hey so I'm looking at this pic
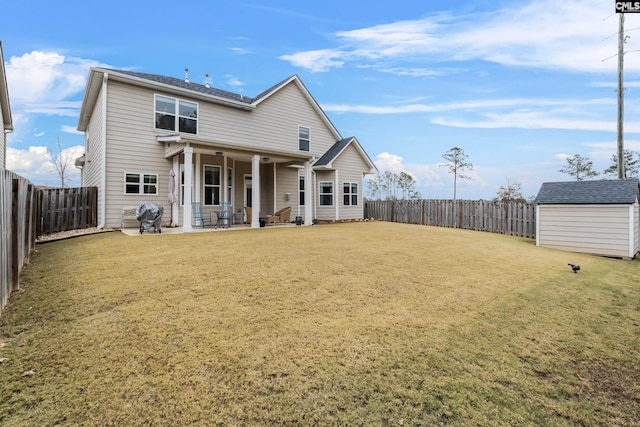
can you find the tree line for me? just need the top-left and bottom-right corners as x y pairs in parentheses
(367, 147), (640, 202)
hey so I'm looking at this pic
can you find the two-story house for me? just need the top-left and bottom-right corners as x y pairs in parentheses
(0, 41), (14, 168)
(76, 68), (377, 230)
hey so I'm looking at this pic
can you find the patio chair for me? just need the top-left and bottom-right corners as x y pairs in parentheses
(215, 202), (232, 229)
(266, 206), (292, 225)
(244, 206), (252, 224)
(192, 202), (214, 228)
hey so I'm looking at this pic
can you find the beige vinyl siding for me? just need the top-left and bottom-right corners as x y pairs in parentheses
(332, 144), (368, 220)
(0, 114), (5, 168)
(634, 203), (640, 256)
(83, 87), (105, 189)
(103, 81), (171, 228)
(272, 165), (299, 220)
(315, 170), (335, 221)
(82, 87), (106, 224)
(198, 83), (337, 156)
(538, 204), (632, 258)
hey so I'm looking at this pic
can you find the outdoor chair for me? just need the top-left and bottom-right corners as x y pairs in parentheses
(266, 206), (292, 225)
(192, 202), (214, 228)
(215, 201), (232, 229)
(244, 206), (252, 224)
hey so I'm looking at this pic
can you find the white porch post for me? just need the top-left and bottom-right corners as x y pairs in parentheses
(172, 157), (179, 226)
(251, 154), (261, 228)
(304, 160), (313, 225)
(183, 146), (194, 232)
(335, 170), (339, 221)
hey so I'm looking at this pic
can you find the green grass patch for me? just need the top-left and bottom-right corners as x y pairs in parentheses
(1, 222), (639, 426)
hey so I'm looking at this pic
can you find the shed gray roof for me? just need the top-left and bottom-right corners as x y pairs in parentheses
(534, 179), (640, 204)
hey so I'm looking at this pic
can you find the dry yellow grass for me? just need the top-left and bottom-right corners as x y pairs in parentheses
(0, 221), (639, 426)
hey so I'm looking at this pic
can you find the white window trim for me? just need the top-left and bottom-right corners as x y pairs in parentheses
(124, 172), (159, 195)
(154, 94), (199, 135)
(299, 125), (310, 152)
(299, 174), (305, 206)
(343, 182), (358, 206)
(203, 164), (222, 206)
(319, 181), (333, 206)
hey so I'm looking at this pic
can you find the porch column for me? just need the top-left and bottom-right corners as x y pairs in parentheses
(183, 146), (194, 232)
(304, 160), (313, 225)
(335, 170), (339, 221)
(251, 154), (261, 228)
(172, 157), (179, 227)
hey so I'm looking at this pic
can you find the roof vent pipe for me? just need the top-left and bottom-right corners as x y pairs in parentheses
(205, 74), (210, 88)
(184, 68), (189, 83)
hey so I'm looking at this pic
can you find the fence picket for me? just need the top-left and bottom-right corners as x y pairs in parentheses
(365, 199), (536, 239)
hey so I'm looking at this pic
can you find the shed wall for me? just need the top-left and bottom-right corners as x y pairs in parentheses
(537, 204), (636, 258)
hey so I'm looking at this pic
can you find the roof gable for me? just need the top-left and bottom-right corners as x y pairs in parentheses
(78, 69), (342, 141)
(314, 137), (377, 173)
(252, 75), (342, 141)
(534, 179), (640, 205)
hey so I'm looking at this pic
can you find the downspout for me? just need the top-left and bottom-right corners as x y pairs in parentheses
(98, 72), (108, 229)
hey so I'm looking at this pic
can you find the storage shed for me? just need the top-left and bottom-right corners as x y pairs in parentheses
(534, 179), (640, 259)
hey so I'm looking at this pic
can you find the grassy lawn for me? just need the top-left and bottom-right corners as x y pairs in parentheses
(0, 221), (639, 426)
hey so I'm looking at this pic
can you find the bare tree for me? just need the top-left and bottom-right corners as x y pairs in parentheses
(558, 154), (598, 181)
(382, 170), (399, 200)
(48, 136), (76, 188)
(440, 147), (473, 200)
(367, 170), (421, 200)
(397, 171), (421, 199)
(494, 178), (525, 203)
(366, 174), (384, 200)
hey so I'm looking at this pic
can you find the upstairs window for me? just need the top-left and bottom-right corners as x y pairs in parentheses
(299, 126), (310, 151)
(319, 182), (333, 206)
(155, 95), (198, 134)
(124, 172), (158, 195)
(343, 182), (358, 206)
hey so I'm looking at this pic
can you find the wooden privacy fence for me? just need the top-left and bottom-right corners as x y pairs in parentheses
(39, 186), (98, 235)
(1, 173), (98, 315)
(364, 199), (536, 238)
(1, 169), (39, 315)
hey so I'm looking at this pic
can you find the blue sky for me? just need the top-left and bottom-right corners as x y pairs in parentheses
(3, 0), (640, 199)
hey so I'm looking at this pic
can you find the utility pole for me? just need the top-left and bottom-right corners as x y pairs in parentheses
(617, 12), (625, 179)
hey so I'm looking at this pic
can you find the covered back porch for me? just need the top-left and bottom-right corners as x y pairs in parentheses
(159, 134), (315, 231)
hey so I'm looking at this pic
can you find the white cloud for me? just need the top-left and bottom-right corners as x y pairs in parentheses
(280, 0), (638, 75)
(279, 49), (346, 72)
(5, 51), (103, 106)
(61, 125), (83, 135)
(371, 152), (446, 197)
(230, 47), (251, 55)
(4, 50), (106, 185)
(226, 76), (246, 88)
(6, 145), (84, 187)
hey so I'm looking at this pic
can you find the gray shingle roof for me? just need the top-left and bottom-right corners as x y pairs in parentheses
(534, 179), (640, 204)
(104, 69), (254, 104)
(314, 138), (352, 167)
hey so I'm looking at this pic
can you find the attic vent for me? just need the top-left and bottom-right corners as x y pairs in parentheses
(205, 74), (210, 88)
(184, 68), (189, 83)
